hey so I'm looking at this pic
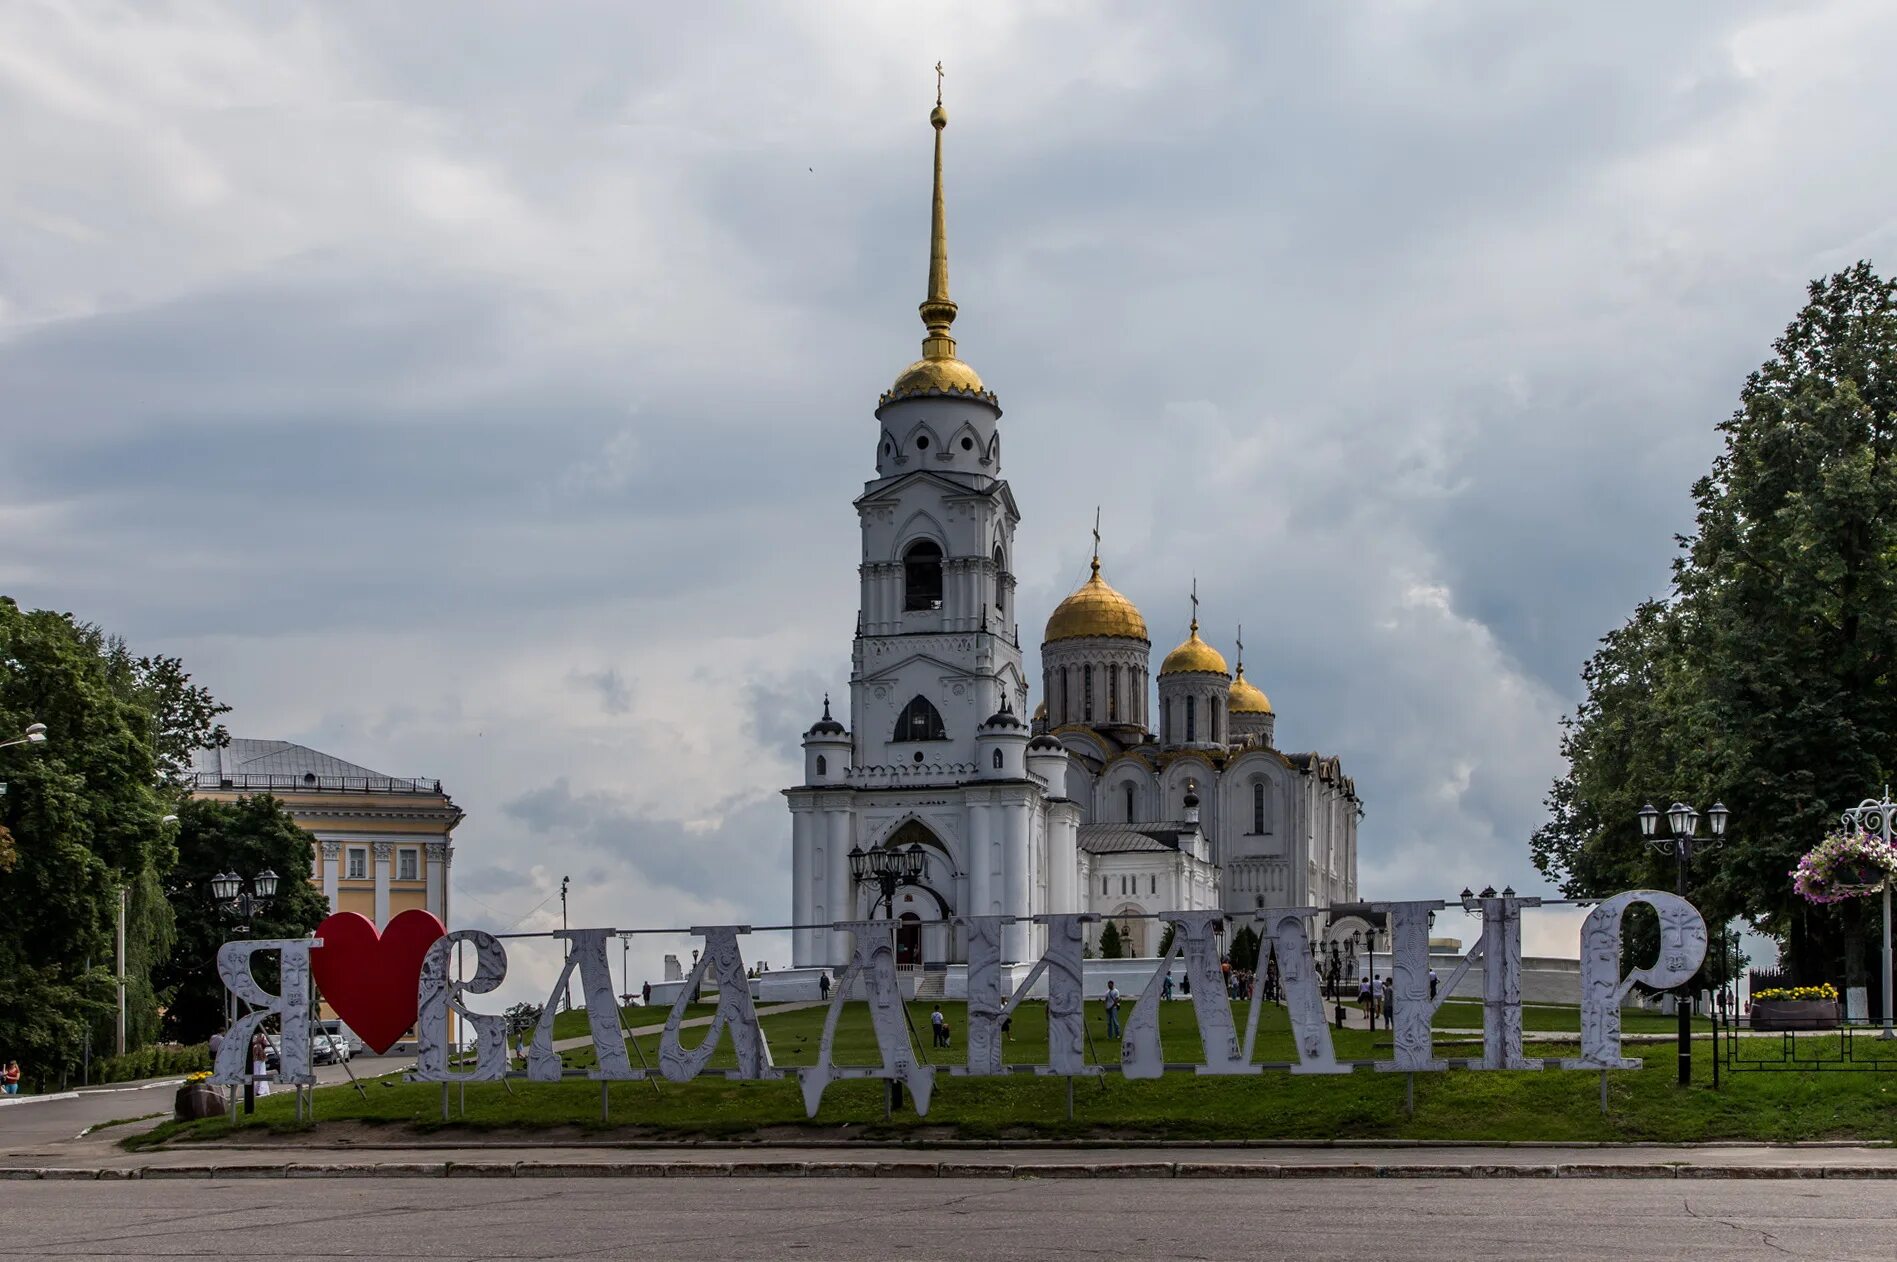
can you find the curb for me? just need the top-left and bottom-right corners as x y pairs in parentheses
(7, 1160), (1896, 1181)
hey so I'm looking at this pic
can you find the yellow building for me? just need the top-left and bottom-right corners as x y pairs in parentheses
(188, 739), (461, 930)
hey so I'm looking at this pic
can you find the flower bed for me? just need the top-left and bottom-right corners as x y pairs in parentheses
(1750, 985), (1841, 1030)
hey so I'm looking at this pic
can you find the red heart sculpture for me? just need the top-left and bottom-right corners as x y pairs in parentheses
(310, 909), (446, 1054)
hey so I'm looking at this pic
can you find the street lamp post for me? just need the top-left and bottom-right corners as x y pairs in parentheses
(1638, 800), (1727, 1086)
(848, 843), (928, 918)
(1839, 794), (1897, 1040)
(0, 722), (47, 750)
(212, 868), (280, 1113)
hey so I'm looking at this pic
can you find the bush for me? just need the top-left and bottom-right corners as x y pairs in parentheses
(91, 1042), (210, 1085)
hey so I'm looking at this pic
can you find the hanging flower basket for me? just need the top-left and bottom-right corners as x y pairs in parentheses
(1792, 829), (1897, 905)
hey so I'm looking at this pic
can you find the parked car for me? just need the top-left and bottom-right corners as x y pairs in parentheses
(262, 1033), (350, 1070)
(317, 1019), (366, 1057)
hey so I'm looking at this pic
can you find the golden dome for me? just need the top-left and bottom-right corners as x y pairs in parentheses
(1045, 560), (1149, 643)
(889, 355), (985, 398)
(1229, 666), (1272, 715)
(1160, 621), (1229, 677)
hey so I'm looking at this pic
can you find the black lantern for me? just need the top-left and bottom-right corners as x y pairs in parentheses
(211, 870), (241, 903)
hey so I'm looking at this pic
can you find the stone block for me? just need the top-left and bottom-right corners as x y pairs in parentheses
(935, 1162), (1014, 1178)
(444, 1162), (518, 1178)
(1556, 1163), (1677, 1179)
(1175, 1162), (1282, 1178)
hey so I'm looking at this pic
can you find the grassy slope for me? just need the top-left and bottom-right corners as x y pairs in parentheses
(141, 999), (1897, 1146)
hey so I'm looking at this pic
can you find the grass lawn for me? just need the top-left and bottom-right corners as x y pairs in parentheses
(1430, 1000), (1710, 1034)
(137, 999), (1897, 1147)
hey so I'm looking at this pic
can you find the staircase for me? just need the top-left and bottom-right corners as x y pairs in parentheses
(913, 971), (948, 999)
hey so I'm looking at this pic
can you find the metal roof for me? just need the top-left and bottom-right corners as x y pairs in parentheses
(187, 739), (440, 795)
(1077, 823), (1189, 854)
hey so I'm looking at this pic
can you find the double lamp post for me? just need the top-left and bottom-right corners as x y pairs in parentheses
(1637, 799), (1727, 1086)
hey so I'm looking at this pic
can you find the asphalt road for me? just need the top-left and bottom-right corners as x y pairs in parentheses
(3, 1177), (1890, 1260)
(0, 1055), (403, 1156)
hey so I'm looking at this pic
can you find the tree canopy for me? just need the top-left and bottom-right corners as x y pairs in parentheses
(1534, 263), (1897, 995)
(0, 598), (226, 1082)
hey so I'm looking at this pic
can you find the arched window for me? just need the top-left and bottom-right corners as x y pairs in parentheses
(1186, 695), (1197, 743)
(1103, 876), (1110, 896)
(1083, 664), (1094, 722)
(992, 748), (1004, 770)
(993, 545), (1007, 615)
(894, 695), (947, 742)
(902, 540), (944, 611)
(1124, 782), (1136, 822)
(816, 755), (827, 776)
(1253, 782), (1266, 833)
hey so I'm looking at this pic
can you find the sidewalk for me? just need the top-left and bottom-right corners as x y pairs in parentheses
(10, 1140), (1897, 1181)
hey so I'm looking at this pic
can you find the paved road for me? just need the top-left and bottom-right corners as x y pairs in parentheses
(0, 1055), (405, 1157)
(5, 1176), (1890, 1259)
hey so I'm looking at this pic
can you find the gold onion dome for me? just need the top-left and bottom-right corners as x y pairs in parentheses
(1161, 620), (1229, 677)
(883, 87), (990, 404)
(1229, 666), (1272, 715)
(1045, 558), (1149, 643)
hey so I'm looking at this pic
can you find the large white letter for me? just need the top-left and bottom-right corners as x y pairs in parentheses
(953, 913), (1099, 1078)
(411, 930), (510, 1083)
(1464, 891), (1542, 1071)
(1372, 900), (1454, 1073)
(660, 926), (779, 1081)
(212, 939), (321, 1086)
(797, 921), (934, 1117)
(1563, 890), (1707, 1071)
(1253, 908), (1347, 1075)
(1123, 911), (1245, 1078)
(528, 929), (636, 1082)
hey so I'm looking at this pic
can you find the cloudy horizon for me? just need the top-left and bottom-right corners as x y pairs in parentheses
(6, 2), (1890, 998)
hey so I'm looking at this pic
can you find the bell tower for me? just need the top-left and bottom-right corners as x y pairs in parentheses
(851, 86), (1027, 776)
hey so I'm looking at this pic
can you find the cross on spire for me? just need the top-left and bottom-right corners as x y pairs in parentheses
(1090, 507), (1102, 577)
(1236, 624), (1244, 673)
(935, 60), (944, 108)
(1190, 577), (1200, 635)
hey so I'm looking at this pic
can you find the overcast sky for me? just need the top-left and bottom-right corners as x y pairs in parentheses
(5, 2), (1892, 1000)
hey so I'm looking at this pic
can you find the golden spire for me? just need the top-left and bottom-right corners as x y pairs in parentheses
(920, 62), (957, 362)
(883, 65), (987, 403)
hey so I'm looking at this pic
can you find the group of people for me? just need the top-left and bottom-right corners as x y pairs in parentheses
(1355, 970), (1441, 1029)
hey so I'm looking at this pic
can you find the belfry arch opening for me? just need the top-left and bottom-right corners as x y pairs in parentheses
(895, 695), (948, 742)
(903, 540), (944, 611)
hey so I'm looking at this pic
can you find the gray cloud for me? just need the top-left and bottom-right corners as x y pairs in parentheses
(4, 3), (1894, 988)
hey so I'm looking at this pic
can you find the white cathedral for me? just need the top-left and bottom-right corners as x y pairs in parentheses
(786, 97), (1359, 973)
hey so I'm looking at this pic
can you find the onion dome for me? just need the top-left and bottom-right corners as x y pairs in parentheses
(1160, 619), (1229, 677)
(881, 95), (993, 405)
(1028, 734), (1066, 753)
(980, 697), (1027, 730)
(1229, 666), (1272, 715)
(1045, 556), (1148, 643)
(806, 695), (847, 737)
(1032, 700), (1048, 724)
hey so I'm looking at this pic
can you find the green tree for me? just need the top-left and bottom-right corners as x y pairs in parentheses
(155, 795), (328, 1044)
(1097, 920), (1125, 960)
(1228, 925), (1261, 974)
(1156, 923), (1176, 959)
(1535, 263), (1897, 994)
(0, 599), (226, 1084)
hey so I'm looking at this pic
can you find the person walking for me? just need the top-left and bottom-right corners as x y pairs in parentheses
(930, 1004), (947, 1048)
(1103, 981), (1123, 1040)
(641, 980), (652, 1006)
(2, 1060), (20, 1095)
(1369, 974), (1384, 1029)
(819, 972), (831, 1002)
(1428, 968), (1439, 1001)
(1382, 976), (1395, 1030)
(1162, 973), (1174, 1003)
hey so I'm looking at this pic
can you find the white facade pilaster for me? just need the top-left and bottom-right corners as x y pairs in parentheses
(372, 842), (392, 927)
(827, 810), (853, 966)
(320, 841), (341, 912)
(424, 843), (444, 922)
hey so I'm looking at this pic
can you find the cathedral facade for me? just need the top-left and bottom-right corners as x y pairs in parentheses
(785, 98), (1359, 970)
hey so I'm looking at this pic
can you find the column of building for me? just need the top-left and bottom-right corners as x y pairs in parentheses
(372, 841), (392, 926)
(320, 840), (341, 913)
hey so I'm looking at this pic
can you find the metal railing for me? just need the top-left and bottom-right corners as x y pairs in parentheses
(185, 772), (443, 795)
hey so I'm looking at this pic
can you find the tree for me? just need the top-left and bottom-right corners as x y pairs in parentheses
(1228, 925), (1261, 974)
(154, 795), (329, 1044)
(1097, 920), (1125, 960)
(1156, 923), (1176, 959)
(0, 599), (226, 1084)
(1535, 263), (1897, 996)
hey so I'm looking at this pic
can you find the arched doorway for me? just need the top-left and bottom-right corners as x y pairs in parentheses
(896, 913), (923, 968)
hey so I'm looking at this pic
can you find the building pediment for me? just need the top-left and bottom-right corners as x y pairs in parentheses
(856, 471), (1020, 523)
